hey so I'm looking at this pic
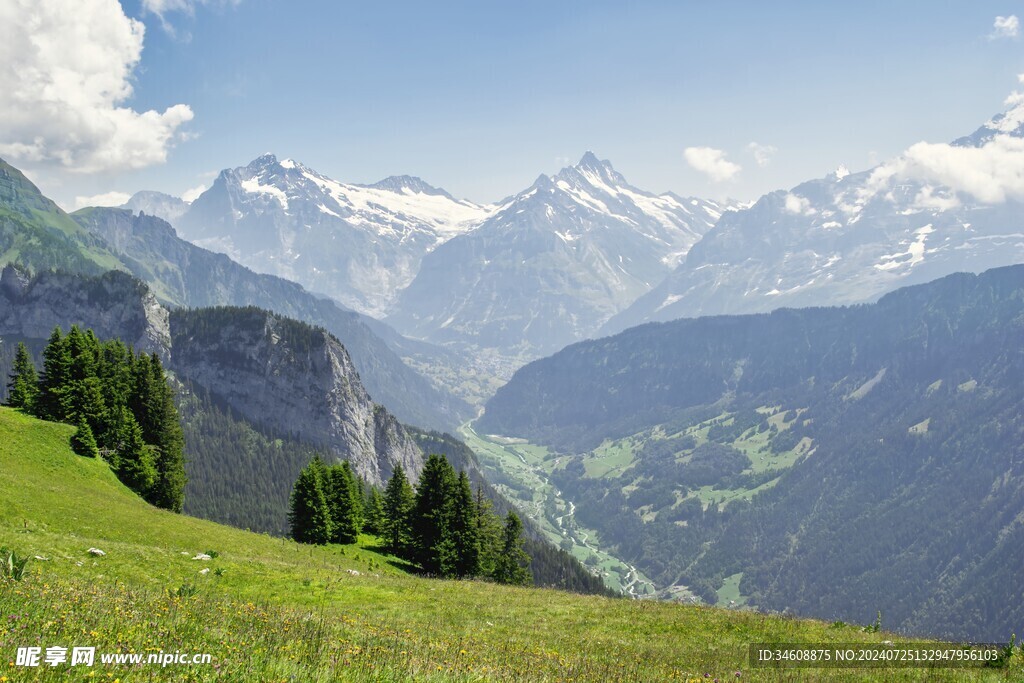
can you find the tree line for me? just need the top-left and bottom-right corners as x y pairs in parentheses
(5, 327), (186, 512)
(289, 453), (531, 585)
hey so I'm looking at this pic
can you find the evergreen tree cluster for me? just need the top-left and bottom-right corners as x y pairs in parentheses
(289, 453), (530, 585)
(4, 327), (186, 512)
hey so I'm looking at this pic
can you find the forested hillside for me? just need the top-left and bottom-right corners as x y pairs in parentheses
(480, 265), (1024, 641)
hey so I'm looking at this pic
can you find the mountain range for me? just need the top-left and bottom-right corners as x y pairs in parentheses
(143, 153), (730, 360)
(605, 106), (1024, 333)
(141, 97), (1024, 363)
(387, 153), (729, 357)
(173, 154), (492, 317)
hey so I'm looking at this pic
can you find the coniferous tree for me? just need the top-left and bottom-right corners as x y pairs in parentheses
(475, 487), (504, 577)
(65, 326), (98, 384)
(145, 354), (187, 513)
(68, 376), (107, 434)
(412, 454), (457, 573)
(36, 327), (71, 421)
(130, 353), (161, 440)
(70, 417), (99, 458)
(326, 461), (362, 544)
(22, 326), (186, 512)
(441, 471), (480, 578)
(288, 457), (332, 544)
(383, 467), (415, 554)
(114, 411), (158, 494)
(5, 342), (38, 411)
(363, 487), (386, 536)
(97, 340), (133, 412)
(493, 512), (531, 585)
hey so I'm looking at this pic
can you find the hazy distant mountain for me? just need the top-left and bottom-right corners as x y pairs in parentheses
(175, 154), (492, 317)
(606, 105), (1024, 334)
(122, 190), (189, 226)
(388, 153), (732, 357)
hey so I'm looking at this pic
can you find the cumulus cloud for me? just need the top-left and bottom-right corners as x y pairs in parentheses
(991, 15), (1019, 39)
(747, 142), (778, 167)
(783, 193), (816, 215)
(912, 186), (961, 211)
(181, 184), (208, 203)
(684, 146), (741, 182)
(73, 190), (132, 210)
(866, 135), (1024, 204)
(0, 0), (193, 174)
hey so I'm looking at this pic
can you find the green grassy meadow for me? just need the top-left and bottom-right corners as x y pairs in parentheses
(1, 407), (1020, 681)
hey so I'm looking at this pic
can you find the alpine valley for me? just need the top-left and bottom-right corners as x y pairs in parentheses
(0, 87), (1023, 664)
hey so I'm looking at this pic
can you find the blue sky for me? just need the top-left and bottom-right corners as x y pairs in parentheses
(5, 1), (1024, 208)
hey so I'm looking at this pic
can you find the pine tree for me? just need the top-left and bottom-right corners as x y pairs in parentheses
(441, 471), (480, 578)
(475, 487), (504, 577)
(129, 353), (161, 441)
(145, 354), (187, 513)
(326, 461), (361, 544)
(288, 457), (332, 545)
(68, 376), (107, 434)
(70, 417), (99, 458)
(493, 512), (531, 585)
(97, 340), (133, 417)
(363, 487), (386, 536)
(65, 325), (98, 383)
(114, 411), (158, 495)
(412, 454), (457, 573)
(36, 327), (71, 421)
(383, 467), (415, 555)
(5, 342), (38, 411)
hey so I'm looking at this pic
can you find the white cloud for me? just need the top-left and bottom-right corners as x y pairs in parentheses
(747, 142), (778, 167)
(867, 134), (1024, 204)
(181, 184), (208, 203)
(684, 146), (741, 182)
(783, 193), (816, 215)
(0, 0), (193, 174)
(912, 186), (961, 211)
(73, 190), (132, 210)
(991, 15), (1019, 39)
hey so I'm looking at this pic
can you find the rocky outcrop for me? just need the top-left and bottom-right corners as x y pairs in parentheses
(0, 265), (170, 356)
(72, 206), (468, 432)
(168, 306), (424, 485)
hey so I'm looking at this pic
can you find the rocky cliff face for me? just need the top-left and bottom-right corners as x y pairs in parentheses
(71, 206), (468, 432)
(0, 265), (170, 356)
(0, 266), (425, 485)
(168, 306), (424, 485)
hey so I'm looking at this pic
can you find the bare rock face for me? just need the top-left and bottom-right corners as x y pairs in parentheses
(168, 307), (423, 486)
(0, 266), (170, 356)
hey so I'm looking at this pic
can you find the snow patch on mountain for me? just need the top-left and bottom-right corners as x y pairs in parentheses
(605, 93), (1024, 335)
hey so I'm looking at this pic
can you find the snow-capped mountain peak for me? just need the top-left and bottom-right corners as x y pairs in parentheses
(175, 155), (493, 316)
(605, 99), (1024, 335)
(387, 153), (735, 357)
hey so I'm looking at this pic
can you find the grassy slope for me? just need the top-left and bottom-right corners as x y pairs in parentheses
(0, 160), (124, 275)
(0, 407), (1018, 682)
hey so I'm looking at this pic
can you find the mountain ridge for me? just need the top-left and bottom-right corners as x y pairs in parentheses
(387, 153), (732, 358)
(605, 101), (1024, 334)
